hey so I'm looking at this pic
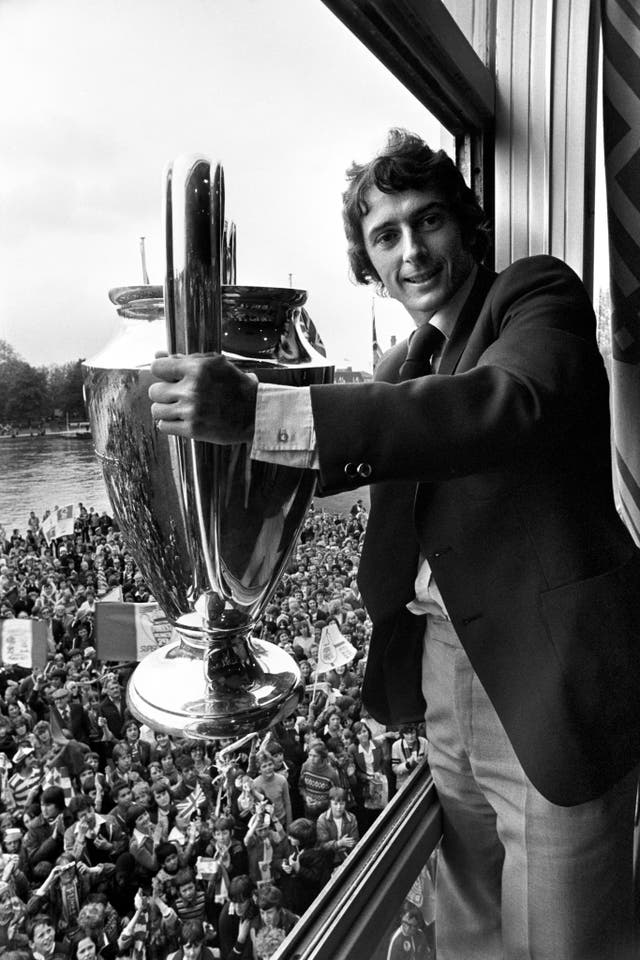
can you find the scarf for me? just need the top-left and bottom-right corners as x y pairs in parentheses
(59, 879), (81, 930)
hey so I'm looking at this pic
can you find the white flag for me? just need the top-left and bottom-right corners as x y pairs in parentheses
(316, 622), (357, 674)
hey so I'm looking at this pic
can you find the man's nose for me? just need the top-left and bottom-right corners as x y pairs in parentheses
(401, 226), (427, 261)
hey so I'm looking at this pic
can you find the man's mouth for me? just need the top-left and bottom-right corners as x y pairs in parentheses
(404, 267), (442, 285)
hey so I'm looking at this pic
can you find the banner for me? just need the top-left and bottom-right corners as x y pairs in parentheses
(315, 622), (357, 674)
(94, 602), (173, 661)
(0, 619), (48, 669)
(40, 504), (76, 545)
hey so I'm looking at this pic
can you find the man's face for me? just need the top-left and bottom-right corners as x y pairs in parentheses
(30, 922), (56, 954)
(361, 186), (474, 324)
(259, 759), (275, 779)
(182, 767), (197, 786)
(41, 801), (60, 822)
(260, 905), (280, 928)
(116, 786), (132, 807)
(135, 811), (152, 834)
(330, 798), (346, 817)
(179, 881), (196, 903)
(213, 828), (231, 847)
(183, 941), (203, 960)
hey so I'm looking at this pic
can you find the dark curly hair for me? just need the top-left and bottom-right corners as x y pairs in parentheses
(342, 128), (491, 290)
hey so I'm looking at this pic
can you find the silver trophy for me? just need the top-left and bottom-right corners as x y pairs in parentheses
(84, 156), (333, 738)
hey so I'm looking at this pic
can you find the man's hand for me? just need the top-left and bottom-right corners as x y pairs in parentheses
(149, 354), (258, 446)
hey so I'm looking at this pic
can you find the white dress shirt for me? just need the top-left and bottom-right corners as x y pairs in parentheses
(249, 266), (479, 620)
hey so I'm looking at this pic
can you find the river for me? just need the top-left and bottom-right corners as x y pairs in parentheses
(0, 434), (110, 531)
(0, 433), (368, 533)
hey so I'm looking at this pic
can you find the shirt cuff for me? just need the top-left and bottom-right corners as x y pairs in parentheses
(251, 383), (320, 470)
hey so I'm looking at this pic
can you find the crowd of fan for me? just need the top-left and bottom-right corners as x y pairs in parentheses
(0, 502), (432, 959)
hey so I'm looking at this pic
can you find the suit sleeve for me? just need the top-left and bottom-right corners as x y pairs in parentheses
(310, 257), (603, 492)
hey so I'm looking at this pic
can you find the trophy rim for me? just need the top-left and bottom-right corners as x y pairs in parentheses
(109, 284), (308, 306)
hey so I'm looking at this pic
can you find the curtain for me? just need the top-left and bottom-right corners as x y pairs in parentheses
(601, 0), (640, 545)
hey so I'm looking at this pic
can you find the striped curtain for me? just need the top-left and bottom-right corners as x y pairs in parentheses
(601, 0), (640, 544)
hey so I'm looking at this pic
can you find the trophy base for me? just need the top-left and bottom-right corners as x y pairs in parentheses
(126, 636), (303, 740)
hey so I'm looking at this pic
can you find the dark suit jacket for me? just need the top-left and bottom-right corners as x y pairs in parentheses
(99, 695), (128, 740)
(310, 255), (640, 806)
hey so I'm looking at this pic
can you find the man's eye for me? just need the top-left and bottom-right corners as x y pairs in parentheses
(374, 232), (395, 247)
(421, 213), (444, 230)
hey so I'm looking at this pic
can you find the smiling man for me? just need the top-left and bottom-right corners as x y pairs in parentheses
(148, 129), (640, 959)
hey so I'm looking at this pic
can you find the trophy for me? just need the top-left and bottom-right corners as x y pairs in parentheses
(84, 156), (333, 738)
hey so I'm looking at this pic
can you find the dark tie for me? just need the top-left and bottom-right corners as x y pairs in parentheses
(398, 323), (445, 380)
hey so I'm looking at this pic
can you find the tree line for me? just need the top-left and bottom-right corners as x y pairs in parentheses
(0, 339), (86, 426)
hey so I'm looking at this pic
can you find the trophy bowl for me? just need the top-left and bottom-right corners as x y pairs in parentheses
(83, 156), (333, 738)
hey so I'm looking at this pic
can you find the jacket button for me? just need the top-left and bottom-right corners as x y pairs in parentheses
(431, 547), (452, 559)
(344, 462), (358, 480)
(278, 428), (289, 442)
(357, 463), (372, 479)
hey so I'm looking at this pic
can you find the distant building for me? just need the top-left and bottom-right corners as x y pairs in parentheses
(335, 366), (372, 384)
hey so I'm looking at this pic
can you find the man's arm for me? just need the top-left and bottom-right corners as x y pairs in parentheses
(148, 257), (598, 490)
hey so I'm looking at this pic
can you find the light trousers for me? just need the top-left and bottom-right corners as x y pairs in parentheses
(421, 614), (638, 960)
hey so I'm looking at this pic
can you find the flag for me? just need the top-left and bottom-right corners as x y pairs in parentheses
(40, 504), (76, 545)
(42, 765), (75, 804)
(315, 622), (357, 674)
(176, 782), (206, 820)
(0, 619), (48, 669)
(94, 602), (173, 661)
(372, 301), (383, 371)
(101, 585), (123, 603)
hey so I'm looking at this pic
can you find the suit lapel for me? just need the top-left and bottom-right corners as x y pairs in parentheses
(438, 265), (497, 375)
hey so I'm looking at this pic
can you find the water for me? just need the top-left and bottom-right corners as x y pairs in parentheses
(0, 435), (110, 532)
(0, 434), (368, 534)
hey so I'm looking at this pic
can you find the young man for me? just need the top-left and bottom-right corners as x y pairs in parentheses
(251, 752), (292, 830)
(315, 786), (359, 867)
(148, 129), (640, 958)
(217, 874), (255, 960)
(391, 724), (428, 792)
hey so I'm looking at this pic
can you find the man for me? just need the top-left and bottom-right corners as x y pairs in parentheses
(251, 752), (292, 829)
(391, 724), (428, 792)
(23, 785), (70, 870)
(49, 687), (89, 742)
(148, 129), (640, 958)
(99, 677), (127, 741)
(26, 914), (68, 960)
(315, 786), (359, 866)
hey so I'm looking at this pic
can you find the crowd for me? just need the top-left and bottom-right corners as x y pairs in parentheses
(0, 500), (433, 959)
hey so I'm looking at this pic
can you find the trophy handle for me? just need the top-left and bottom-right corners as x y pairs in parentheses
(164, 156), (224, 354)
(163, 157), (236, 626)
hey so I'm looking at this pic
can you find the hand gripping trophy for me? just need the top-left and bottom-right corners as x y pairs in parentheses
(84, 156), (333, 739)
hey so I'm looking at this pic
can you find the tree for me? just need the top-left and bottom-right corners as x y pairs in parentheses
(0, 341), (86, 424)
(3, 362), (49, 423)
(47, 359), (86, 419)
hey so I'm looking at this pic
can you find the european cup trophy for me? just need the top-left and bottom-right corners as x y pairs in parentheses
(83, 156), (333, 738)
